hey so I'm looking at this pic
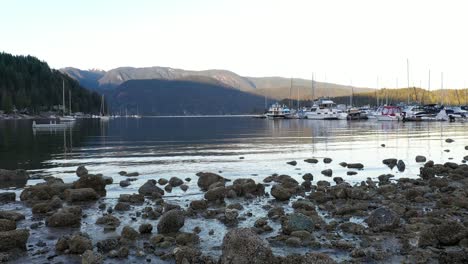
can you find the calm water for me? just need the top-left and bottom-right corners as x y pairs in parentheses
(1, 117), (468, 262)
(1, 117), (467, 194)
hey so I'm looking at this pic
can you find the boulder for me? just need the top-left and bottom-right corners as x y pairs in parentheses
(32, 196), (62, 214)
(365, 207), (400, 231)
(275, 253), (337, 264)
(347, 163), (364, 169)
(323, 158), (332, 164)
(0, 219), (16, 232)
(121, 226), (139, 240)
(190, 200), (208, 211)
(96, 238), (120, 253)
(157, 210), (185, 234)
(382, 158), (398, 169)
(196, 172), (226, 191)
(0, 229), (29, 251)
(20, 183), (72, 202)
(114, 202), (131, 211)
(220, 228), (274, 264)
(0, 169), (29, 183)
(65, 188), (99, 202)
(176, 232), (200, 246)
(204, 186), (226, 201)
(138, 180), (164, 196)
(232, 179), (264, 197)
(304, 158), (319, 164)
(46, 208), (81, 227)
(321, 169), (333, 177)
(287, 161), (297, 166)
(82, 250), (104, 264)
(73, 174), (107, 196)
(415, 155), (427, 162)
(302, 173), (313, 181)
(433, 221), (466, 246)
(169, 177), (184, 187)
(271, 185), (292, 201)
(76, 166), (88, 177)
(125, 172), (139, 177)
(139, 223), (153, 234)
(180, 184), (189, 192)
(118, 193), (144, 204)
(445, 138), (454, 143)
(0, 192), (15, 203)
(158, 178), (168, 185)
(282, 213), (314, 234)
(397, 160), (406, 172)
(0, 211), (25, 222)
(68, 233), (93, 254)
(347, 171), (358, 176)
(96, 215), (120, 228)
(119, 180), (131, 187)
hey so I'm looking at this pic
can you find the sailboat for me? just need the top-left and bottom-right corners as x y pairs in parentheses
(100, 95), (110, 121)
(59, 79), (76, 122)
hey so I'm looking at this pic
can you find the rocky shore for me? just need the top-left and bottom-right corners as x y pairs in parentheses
(0, 144), (468, 263)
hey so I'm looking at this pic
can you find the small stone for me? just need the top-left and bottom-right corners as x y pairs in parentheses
(158, 178), (168, 185)
(445, 138), (454, 143)
(287, 161), (297, 166)
(323, 158), (332, 164)
(304, 158), (318, 164)
(180, 185), (189, 192)
(321, 169), (333, 177)
(415, 155), (427, 162)
(119, 180), (131, 187)
(302, 173), (313, 181)
(76, 166), (88, 177)
(169, 177), (184, 187)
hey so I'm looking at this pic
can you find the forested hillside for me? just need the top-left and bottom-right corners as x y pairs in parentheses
(0, 52), (102, 114)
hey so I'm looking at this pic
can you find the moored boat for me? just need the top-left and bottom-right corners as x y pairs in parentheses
(265, 103), (291, 119)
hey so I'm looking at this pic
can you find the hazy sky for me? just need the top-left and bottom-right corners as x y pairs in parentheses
(2, 0), (468, 88)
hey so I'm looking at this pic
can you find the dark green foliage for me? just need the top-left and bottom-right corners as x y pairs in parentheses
(109, 79), (266, 115)
(0, 52), (102, 113)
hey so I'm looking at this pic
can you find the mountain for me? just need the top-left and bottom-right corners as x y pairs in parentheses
(61, 66), (373, 100)
(60, 67), (106, 90)
(108, 78), (266, 115)
(0, 53), (102, 114)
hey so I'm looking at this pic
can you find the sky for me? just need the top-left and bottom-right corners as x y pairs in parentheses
(1, 0), (468, 89)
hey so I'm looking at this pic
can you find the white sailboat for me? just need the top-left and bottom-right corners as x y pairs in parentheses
(100, 95), (110, 121)
(59, 79), (76, 122)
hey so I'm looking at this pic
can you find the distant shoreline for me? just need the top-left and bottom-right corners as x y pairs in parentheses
(0, 114), (261, 120)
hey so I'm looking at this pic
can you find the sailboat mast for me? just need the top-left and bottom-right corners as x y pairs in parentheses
(69, 90), (72, 115)
(428, 70), (431, 104)
(62, 79), (65, 115)
(376, 76), (379, 106)
(407, 59), (410, 105)
(311, 73), (315, 105)
(440, 72), (444, 105)
(289, 77), (292, 109)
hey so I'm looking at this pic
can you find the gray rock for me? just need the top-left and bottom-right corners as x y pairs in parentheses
(0, 210), (25, 222)
(46, 208), (81, 227)
(114, 202), (131, 211)
(118, 193), (144, 204)
(96, 238), (120, 253)
(397, 160), (406, 172)
(220, 228), (274, 264)
(204, 186), (226, 201)
(302, 173), (313, 181)
(347, 163), (364, 169)
(347, 171), (358, 176)
(287, 161), (297, 166)
(176, 232), (200, 246)
(65, 188), (99, 202)
(282, 213), (314, 234)
(180, 184), (189, 192)
(365, 207), (400, 231)
(32, 196), (62, 214)
(304, 158), (319, 164)
(323, 158), (332, 164)
(68, 233), (93, 254)
(82, 250), (104, 264)
(415, 155), (427, 162)
(73, 174), (107, 196)
(445, 138), (454, 143)
(76, 166), (88, 177)
(271, 185), (292, 201)
(158, 178), (168, 185)
(0, 192), (15, 203)
(0, 219), (16, 232)
(433, 221), (466, 246)
(119, 180), (131, 187)
(138, 180), (164, 196)
(121, 226), (139, 240)
(139, 223), (153, 234)
(196, 172), (226, 191)
(225, 209), (239, 222)
(96, 215), (120, 228)
(190, 200), (208, 210)
(169, 177), (184, 187)
(0, 229), (29, 252)
(0, 169), (29, 182)
(157, 210), (185, 234)
(125, 172), (139, 177)
(382, 158), (398, 169)
(321, 169), (333, 177)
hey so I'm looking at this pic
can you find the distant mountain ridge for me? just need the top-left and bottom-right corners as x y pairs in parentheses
(61, 66), (374, 100)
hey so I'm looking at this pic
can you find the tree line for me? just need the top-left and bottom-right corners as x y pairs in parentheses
(0, 52), (102, 114)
